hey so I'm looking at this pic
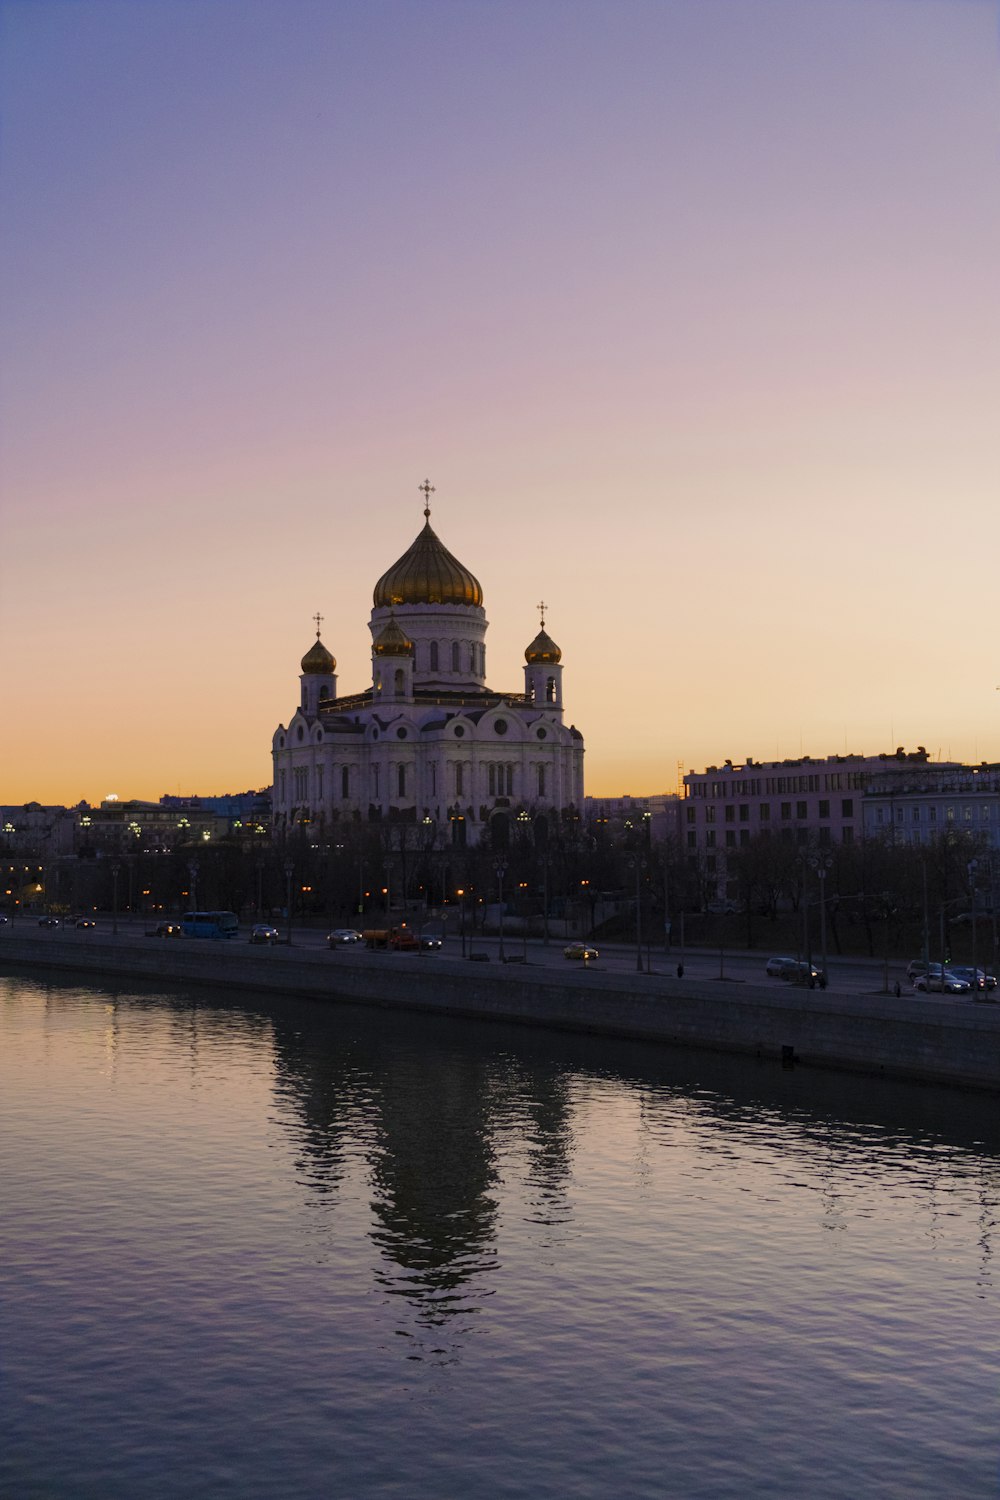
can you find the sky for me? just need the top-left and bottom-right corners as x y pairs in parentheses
(2, 0), (999, 806)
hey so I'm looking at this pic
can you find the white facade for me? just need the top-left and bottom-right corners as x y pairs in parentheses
(272, 505), (584, 845)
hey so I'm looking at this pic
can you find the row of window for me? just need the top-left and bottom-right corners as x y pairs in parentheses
(420, 640), (485, 675)
(282, 760), (551, 804)
(690, 799), (855, 825)
(873, 803), (995, 825)
(690, 772), (871, 798)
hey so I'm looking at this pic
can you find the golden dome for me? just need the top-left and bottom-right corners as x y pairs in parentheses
(372, 615), (415, 657)
(373, 516), (483, 609)
(525, 627), (561, 664)
(301, 636), (336, 674)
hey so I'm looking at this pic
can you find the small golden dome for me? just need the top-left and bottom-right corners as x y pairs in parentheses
(372, 616), (415, 657)
(525, 627), (561, 664)
(301, 636), (336, 675)
(373, 516), (483, 609)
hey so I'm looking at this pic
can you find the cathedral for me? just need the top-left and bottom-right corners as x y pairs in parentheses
(271, 485), (585, 846)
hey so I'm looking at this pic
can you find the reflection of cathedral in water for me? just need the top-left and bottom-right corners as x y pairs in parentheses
(269, 1010), (576, 1336)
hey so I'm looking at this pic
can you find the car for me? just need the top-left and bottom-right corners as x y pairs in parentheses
(785, 960), (825, 987)
(913, 970), (972, 994)
(153, 921), (182, 938)
(765, 956), (798, 978)
(564, 942), (599, 961)
(946, 966), (998, 993)
(75, 918), (97, 929)
(250, 923), (281, 945)
(0, 914), (9, 925)
(419, 934), (443, 950)
(706, 900), (740, 915)
(37, 916), (59, 927)
(906, 959), (928, 982)
(328, 928), (364, 947)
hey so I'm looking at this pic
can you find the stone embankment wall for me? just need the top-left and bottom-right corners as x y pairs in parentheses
(3, 934), (999, 1093)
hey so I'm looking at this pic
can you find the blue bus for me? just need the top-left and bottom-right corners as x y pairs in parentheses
(181, 911), (239, 940)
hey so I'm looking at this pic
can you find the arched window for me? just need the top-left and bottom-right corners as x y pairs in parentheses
(430, 641), (439, 671)
(537, 764), (547, 797)
(394, 668), (404, 693)
(398, 764), (406, 797)
(341, 766), (349, 799)
(546, 677), (556, 703)
(319, 686), (329, 700)
(451, 641), (460, 672)
(469, 643), (475, 671)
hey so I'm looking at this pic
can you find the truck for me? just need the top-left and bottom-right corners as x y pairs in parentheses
(362, 925), (419, 951)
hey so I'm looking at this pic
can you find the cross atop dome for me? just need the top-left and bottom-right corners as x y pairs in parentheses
(313, 611), (324, 638)
(537, 599), (548, 628)
(418, 478), (435, 518)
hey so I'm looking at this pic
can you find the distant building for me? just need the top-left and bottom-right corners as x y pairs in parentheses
(682, 747), (960, 884)
(862, 763), (1000, 850)
(583, 793), (681, 843)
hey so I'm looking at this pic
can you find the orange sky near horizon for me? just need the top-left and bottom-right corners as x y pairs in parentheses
(2, 0), (998, 808)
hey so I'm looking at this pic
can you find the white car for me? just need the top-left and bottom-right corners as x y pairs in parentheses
(765, 957), (797, 978)
(913, 970), (971, 995)
(564, 942), (599, 961)
(328, 928), (363, 947)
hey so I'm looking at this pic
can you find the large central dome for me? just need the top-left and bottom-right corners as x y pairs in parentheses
(373, 516), (483, 609)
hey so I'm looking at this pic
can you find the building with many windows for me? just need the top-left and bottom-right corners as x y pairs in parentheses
(681, 748), (965, 883)
(271, 489), (584, 845)
(862, 763), (1000, 849)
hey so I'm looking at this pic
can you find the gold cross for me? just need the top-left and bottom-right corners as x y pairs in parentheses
(537, 600), (548, 627)
(419, 478), (435, 517)
(313, 611), (324, 637)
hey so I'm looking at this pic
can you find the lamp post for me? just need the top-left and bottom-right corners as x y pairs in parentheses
(968, 859), (980, 994)
(126, 853), (136, 926)
(538, 855), (550, 947)
(809, 851), (834, 984)
(627, 855), (646, 973)
(187, 859), (199, 915)
(494, 857), (508, 963)
(256, 855), (265, 917)
(456, 887), (467, 958)
(383, 859), (394, 920)
(284, 859), (294, 945)
(111, 862), (121, 936)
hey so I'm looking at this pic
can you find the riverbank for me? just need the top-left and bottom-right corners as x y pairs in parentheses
(3, 930), (998, 1092)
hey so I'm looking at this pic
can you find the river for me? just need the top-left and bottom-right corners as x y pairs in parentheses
(1, 971), (997, 1498)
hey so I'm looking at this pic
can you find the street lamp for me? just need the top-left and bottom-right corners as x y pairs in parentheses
(456, 887), (467, 958)
(494, 857), (508, 962)
(627, 855), (646, 972)
(111, 862), (121, 936)
(187, 859), (200, 914)
(808, 851), (834, 985)
(968, 859), (980, 994)
(284, 859), (294, 945)
(383, 858), (394, 920)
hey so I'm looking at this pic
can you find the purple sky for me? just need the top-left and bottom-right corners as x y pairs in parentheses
(2, 0), (998, 803)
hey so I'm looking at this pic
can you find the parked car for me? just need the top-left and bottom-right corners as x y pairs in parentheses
(564, 942), (599, 961)
(153, 921), (183, 938)
(913, 970), (972, 994)
(75, 918), (97, 929)
(947, 966), (998, 992)
(250, 923), (281, 945)
(906, 959), (928, 983)
(37, 916), (59, 927)
(328, 928), (364, 947)
(419, 934), (443, 950)
(765, 956), (798, 978)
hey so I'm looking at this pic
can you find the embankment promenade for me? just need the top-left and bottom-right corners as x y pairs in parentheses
(3, 931), (999, 1093)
